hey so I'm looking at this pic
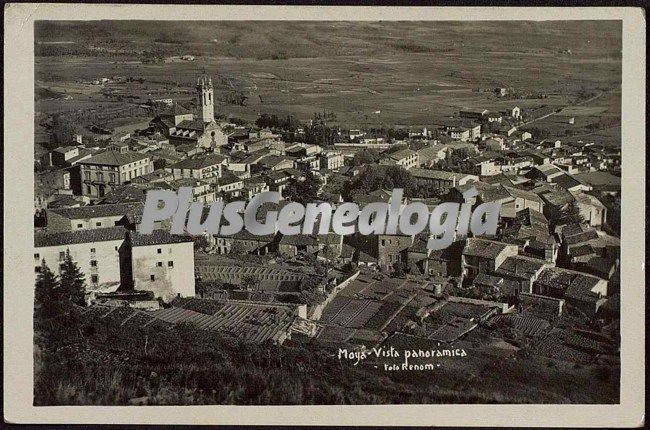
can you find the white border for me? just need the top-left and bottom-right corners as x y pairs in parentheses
(4, 4), (645, 427)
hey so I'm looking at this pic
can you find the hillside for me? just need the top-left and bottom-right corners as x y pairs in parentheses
(34, 20), (622, 134)
(36, 21), (622, 61)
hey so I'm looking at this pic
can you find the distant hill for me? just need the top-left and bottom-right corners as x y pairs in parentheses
(35, 20), (622, 61)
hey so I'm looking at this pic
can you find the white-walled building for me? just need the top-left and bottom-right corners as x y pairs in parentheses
(35, 227), (128, 292)
(128, 230), (196, 302)
(34, 226), (196, 302)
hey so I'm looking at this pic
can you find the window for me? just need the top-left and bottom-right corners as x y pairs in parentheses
(168, 261), (174, 268)
(35, 266), (41, 273)
(84, 171), (91, 181)
(115, 246), (119, 251)
(157, 248), (162, 254)
(77, 223), (83, 228)
(90, 260), (97, 267)
(34, 253), (39, 260)
(91, 275), (98, 284)
(150, 275), (155, 281)
(59, 251), (65, 261)
(109, 173), (116, 183)
(96, 172), (104, 182)
(96, 222), (102, 227)
(90, 248), (96, 253)
(157, 262), (163, 267)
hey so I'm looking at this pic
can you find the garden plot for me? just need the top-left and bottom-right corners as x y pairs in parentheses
(490, 314), (550, 337)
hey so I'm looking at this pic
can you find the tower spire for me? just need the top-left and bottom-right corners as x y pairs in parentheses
(196, 68), (214, 123)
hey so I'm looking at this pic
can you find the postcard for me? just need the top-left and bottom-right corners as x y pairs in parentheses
(3, 4), (645, 427)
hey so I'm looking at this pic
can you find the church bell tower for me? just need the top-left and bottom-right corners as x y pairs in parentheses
(197, 75), (214, 123)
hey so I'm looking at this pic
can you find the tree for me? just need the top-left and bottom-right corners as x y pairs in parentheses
(35, 260), (59, 318)
(59, 250), (86, 305)
(193, 235), (209, 252)
(524, 126), (550, 141)
(351, 148), (381, 166)
(393, 261), (407, 278)
(283, 170), (322, 205)
(51, 114), (78, 145)
(344, 165), (417, 200)
(562, 201), (585, 225)
(229, 241), (247, 256)
(241, 274), (258, 292)
(384, 143), (408, 155)
(255, 114), (281, 129)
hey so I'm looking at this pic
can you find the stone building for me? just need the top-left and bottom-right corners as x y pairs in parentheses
(34, 226), (196, 302)
(127, 230), (196, 302)
(461, 238), (519, 281)
(34, 227), (129, 292)
(76, 151), (154, 200)
(149, 74), (228, 150)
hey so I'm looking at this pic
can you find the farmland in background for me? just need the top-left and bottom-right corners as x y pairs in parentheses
(35, 21), (621, 138)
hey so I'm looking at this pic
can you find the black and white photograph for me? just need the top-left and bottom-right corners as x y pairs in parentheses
(3, 4), (645, 427)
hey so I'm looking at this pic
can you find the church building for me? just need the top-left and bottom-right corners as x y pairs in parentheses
(150, 74), (228, 150)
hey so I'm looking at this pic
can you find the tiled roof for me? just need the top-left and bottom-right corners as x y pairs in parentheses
(539, 188), (575, 207)
(169, 154), (227, 170)
(175, 119), (207, 131)
(515, 207), (548, 226)
(573, 171), (621, 189)
(47, 195), (84, 209)
(52, 145), (78, 154)
(129, 229), (194, 247)
(570, 244), (597, 258)
(219, 172), (244, 185)
(215, 229), (276, 242)
(135, 169), (173, 182)
(387, 148), (416, 160)
(410, 168), (472, 182)
(564, 229), (600, 246)
(493, 255), (547, 279)
(161, 103), (191, 116)
(49, 202), (143, 220)
(67, 149), (101, 164)
(108, 140), (130, 147)
(572, 191), (606, 209)
(35, 226), (128, 247)
(259, 155), (292, 168)
(535, 267), (602, 295)
(551, 173), (581, 190)
(503, 186), (544, 203)
(561, 223), (592, 237)
(474, 273), (504, 287)
(97, 184), (158, 204)
(463, 238), (512, 259)
(80, 150), (150, 167)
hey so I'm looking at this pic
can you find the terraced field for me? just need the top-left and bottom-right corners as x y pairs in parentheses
(150, 302), (296, 343)
(491, 314), (550, 337)
(80, 301), (297, 344)
(321, 298), (381, 327)
(532, 328), (596, 364)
